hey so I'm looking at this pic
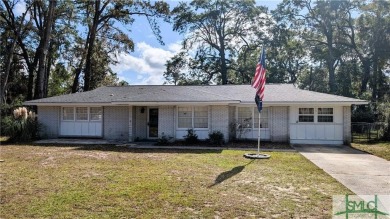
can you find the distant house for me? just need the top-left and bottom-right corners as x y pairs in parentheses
(24, 84), (367, 145)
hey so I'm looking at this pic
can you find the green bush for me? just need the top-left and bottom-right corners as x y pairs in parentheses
(1, 107), (40, 142)
(208, 131), (224, 146)
(183, 129), (198, 145)
(377, 101), (390, 140)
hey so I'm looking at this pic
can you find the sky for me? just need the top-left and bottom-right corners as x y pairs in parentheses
(111, 0), (282, 85)
(13, 0), (282, 85)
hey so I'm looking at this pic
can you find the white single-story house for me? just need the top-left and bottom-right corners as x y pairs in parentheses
(24, 84), (367, 145)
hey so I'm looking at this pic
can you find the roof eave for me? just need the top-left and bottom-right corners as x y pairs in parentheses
(237, 101), (369, 106)
(24, 100), (241, 106)
(24, 102), (111, 106)
(110, 101), (240, 106)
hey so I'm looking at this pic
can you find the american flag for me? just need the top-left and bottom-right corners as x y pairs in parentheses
(252, 47), (266, 100)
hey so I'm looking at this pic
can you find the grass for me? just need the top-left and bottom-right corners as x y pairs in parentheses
(350, 142), (390, 161)
(0, 144), (351, 218)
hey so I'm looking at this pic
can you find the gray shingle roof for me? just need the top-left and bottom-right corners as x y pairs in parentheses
(24, 84), (367, 105)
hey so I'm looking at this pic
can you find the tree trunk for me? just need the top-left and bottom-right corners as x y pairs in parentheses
(371, 55), (378, 102)
(360, 59), (371, 95)
(218, 33), (228, 85)
(83, 0), (100, 91)
(34, 0), (56, 99)
(326, 34), (336, 94)
(44, 42), (54, 97)
(1, 1), (34, 100)
(1, 36), (17, 104)
(220, 51), (228, 85)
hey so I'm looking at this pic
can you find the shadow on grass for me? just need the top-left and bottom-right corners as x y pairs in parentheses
(208, 160), (254, 188)
(71, 145), (223, 154)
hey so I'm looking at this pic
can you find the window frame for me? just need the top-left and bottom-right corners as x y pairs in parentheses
(90, 107), (103, 121)
(193, 106), (208, 128)
(237, 106), (269, 129)
(62, 107), (75, 121)
(76, 107), (88, 121)
(254, 107), (269, 128)
(298, 108), (315, 123)
(177, 106), (209, 130)
(61, 107), (103, 122)
(317, 107), (334, 123)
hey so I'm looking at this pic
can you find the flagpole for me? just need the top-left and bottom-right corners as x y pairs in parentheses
(258, 111), (261, 154)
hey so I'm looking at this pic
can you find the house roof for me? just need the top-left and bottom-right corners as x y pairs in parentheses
(24, 84), (368, 106)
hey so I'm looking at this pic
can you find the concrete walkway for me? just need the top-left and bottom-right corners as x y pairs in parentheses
(294, 144), (390, 195)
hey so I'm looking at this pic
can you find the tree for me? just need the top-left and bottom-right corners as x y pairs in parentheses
(0, 0), (30, 104)
(34, 0), (56, 99)
(277, 0), (356, 93)
(171, 0), (265, 84)
(164, 52), (186, 85)
(265, 8), (308, 84)
(1, 0), (73, 100)
(72, 0), (170, 92)
(337, 0), (390, 99)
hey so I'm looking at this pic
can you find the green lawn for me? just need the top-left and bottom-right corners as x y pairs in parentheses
(0, 144), (351, 218)
(351, 142), (390, 161)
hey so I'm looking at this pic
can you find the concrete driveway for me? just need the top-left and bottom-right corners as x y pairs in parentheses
(294, 145), (390, 195)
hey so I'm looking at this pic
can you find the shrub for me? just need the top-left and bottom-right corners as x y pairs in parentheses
(183, 129), (198, 145)
(377, 101), (390, 140)
(156, 133), (173, 146)
(208, 131), (224, 146)
(1, 107), (40, 142)
(229, 119), (251, 140)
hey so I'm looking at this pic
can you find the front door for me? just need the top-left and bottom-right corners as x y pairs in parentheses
(148, 108), (158, 138)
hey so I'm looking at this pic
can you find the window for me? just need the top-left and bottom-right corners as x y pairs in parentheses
(178, 107), (192, 128)
(63, 107), (103, 121)
(194, 106), (208, 128)
(299, 108), (314, 122)
(178, 106), (208, 129)
(318, 108), (333, 123)
(254, 107), (269, 128)
(237, 107), (269, 128)
(76, 107), (88, 120)
(63, 107), (74, 120)
(238, 107), (252, 128)
(90, 107), (102, 121)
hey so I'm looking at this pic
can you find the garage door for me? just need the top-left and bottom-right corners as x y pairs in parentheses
(290, 124), (343, 144)
(60, 107), (102, 137)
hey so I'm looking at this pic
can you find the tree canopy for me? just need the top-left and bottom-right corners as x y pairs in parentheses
(166, 0), (390, 104)
(1, 0), (389, 113)
(0, 0), (169, 104)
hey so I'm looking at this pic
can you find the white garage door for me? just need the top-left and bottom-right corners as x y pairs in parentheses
(60, 107), (102, 137)
(289, 107), (343, 144)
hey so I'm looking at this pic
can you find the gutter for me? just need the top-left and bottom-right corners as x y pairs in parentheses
(24, 100), (241, 106)
(236, 101), (369, 106)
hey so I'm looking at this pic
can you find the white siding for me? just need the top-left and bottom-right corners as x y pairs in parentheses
(129, 106), (133, 142)
(270, 106), (289, 142)
(228, 106), (236, 140)
(103, 106), (128, 140)
(210, 105), (229, 141)
(38, 106), (60, 138)
(159, 106), (175, 139)
(343, 106), (351, 144)
(135, 106), (147, 140)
